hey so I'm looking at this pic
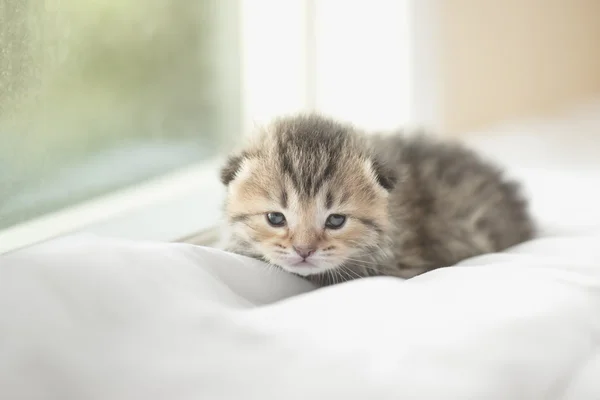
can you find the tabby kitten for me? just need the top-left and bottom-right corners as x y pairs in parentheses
(219, 114), (534, 286)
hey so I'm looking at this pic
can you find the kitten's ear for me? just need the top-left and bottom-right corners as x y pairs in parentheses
(371, 159), (397, 191)
(220, 154), (244, 185)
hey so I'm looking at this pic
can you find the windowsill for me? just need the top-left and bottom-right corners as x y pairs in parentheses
(0, 159), (225, 254)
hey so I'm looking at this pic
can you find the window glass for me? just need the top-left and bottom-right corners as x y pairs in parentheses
(0, 0), (240, 230)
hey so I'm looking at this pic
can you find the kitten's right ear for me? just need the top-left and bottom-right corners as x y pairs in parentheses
(371, 158), (397, 191)
(220, 154), (244, 185)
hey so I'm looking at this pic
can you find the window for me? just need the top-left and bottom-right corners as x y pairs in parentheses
(0, 0), (240, 229)
(0, 0), (425, 253)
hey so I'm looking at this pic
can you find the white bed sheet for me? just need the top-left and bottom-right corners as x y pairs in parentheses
(1, 232), (599, 400)
(2, 103), (600, 399)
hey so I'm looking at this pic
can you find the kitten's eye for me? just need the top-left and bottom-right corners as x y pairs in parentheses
(266, 212), (286, 227)
(325, 214), (346, 229)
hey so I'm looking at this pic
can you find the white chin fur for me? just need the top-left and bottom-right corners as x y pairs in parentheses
(279, 264), (335, 277)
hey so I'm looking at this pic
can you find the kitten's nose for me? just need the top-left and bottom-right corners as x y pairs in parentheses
(293, 245), (315, 259)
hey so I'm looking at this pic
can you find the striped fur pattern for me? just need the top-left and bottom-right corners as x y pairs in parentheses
(220, 114), (534, 286)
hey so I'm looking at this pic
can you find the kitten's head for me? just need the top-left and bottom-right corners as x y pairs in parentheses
(221, 114), (396, 276)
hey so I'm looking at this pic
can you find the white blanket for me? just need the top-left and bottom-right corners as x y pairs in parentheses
(1, 232), (600, 400)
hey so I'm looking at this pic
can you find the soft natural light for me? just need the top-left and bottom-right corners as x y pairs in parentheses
(241, 0), (311, 131)
(313, 0), (413, 131)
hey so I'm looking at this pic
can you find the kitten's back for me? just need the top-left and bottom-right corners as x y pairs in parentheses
(371, 133), (534, 278)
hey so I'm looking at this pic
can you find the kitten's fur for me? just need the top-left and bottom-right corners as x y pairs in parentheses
(220, 114), (534, 286)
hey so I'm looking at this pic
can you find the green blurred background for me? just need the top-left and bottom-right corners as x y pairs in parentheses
(0, 0), (240, 229)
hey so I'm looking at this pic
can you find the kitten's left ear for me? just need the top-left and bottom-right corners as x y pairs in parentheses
(220, 154), (244, 185)
(371, 158), (397, 191)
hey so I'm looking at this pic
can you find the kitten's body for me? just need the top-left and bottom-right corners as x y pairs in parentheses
(220, 114), (534, 286)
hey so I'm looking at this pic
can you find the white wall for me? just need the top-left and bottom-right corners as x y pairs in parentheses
(437, 0), (600, 135)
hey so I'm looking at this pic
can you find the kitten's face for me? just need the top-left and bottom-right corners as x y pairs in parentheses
(224, 158), (391, 276)
(221, 115), (396, 276)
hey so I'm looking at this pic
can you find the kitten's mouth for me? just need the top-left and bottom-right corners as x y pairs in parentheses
(292, 259), (314, 267)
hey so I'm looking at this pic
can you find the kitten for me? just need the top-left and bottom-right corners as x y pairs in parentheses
(219, 114), (534, 286)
